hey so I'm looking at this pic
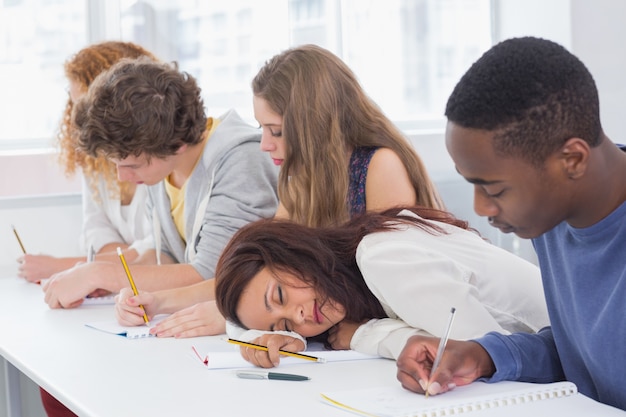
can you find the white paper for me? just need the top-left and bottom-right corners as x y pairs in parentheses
(202, 347), (379, 370)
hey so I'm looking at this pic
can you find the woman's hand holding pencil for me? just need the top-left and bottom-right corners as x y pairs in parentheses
(231, 335), (308, 368)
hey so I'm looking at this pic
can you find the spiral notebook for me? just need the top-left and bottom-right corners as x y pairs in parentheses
(321, 380), (579, 417)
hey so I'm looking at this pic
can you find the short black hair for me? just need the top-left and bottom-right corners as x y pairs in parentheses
(445, 36), (602, 166)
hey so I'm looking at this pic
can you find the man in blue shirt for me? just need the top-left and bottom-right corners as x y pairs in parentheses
(395, 36), (626, 411)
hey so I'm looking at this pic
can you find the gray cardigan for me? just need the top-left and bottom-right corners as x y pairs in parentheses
(147, 109), (279, 278)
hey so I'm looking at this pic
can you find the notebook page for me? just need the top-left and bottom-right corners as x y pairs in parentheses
(321, 381), (577, 417)
(85, 321), (152, 338)
(85, 315), (168, 338)
(203, 349), (378, 369)
(82, 294), (117, 305)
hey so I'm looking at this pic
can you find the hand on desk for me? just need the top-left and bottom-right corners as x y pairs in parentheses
(151, 301), (225, 337)
(17, 254), (72, 283)
(42, 262), (115, 309)
(396, 335), (495, 396)
(116, 291), (226, 337)
(241, 334), (306, 368)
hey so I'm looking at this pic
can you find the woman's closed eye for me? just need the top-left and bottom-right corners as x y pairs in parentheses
(276, 287), (293, 330)
(269, 128), (282, 137)
(277, 285), (284, 304)
(269, 285), (289, 331)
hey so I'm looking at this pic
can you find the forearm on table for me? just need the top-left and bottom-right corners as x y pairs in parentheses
(54, 256), (88, 272)
(90, 245), (139, 264)
(117, 263), (204, 293)
(152, 279), (216, 314)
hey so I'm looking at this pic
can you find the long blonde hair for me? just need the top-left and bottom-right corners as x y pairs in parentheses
(58, 41), (157, 201)
(252, 44), (443, 227)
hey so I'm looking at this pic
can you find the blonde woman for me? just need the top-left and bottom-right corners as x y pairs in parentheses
(254, 44), (443, 226)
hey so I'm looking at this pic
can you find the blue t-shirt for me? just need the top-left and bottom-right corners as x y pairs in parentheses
(476, 164), (626, 410)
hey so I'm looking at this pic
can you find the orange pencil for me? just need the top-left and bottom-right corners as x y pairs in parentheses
(11, 224), (26, 254)
(117, 247), (150, 326)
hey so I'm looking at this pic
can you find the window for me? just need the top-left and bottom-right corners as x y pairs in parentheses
(118, 0), (492, 126)
(0, 0), (87, 147)
(0, 0), (492, 196)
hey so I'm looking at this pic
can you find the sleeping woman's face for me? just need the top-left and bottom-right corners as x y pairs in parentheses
(236, 266), (345, 337)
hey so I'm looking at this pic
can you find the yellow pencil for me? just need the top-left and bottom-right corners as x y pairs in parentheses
(117, 247), (150, 326)
(11, 224), (26, 254)
(227, 338), (326, 363)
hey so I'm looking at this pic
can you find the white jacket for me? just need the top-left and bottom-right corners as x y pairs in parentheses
(351, 211), (550, 359)
(80, 176), (152, 255)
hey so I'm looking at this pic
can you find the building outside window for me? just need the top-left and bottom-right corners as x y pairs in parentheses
(0, 0), (491, 196)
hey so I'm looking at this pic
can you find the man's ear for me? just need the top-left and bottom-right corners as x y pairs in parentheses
(175, 143), (188, 154)
(560, 138), (590, 180)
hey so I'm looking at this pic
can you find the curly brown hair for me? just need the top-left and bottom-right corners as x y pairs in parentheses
(73, 58), (207, 161)
(58, 41), (157, 200)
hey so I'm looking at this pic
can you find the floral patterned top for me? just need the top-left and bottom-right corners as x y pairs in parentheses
(348, 146), (378, 217)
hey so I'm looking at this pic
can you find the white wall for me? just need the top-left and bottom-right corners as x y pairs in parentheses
(570, 0), (626, 142)
(494, 0), (625, 143)
(493, 0), (572, 47)
(0, 195), (83, 269)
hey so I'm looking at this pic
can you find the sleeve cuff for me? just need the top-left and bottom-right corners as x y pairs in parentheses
(129, 236), (155, 256)
(225, 321), (308, 350)
(474, 332), (520, 382)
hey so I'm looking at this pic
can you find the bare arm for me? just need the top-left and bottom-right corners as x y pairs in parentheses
(17, 243), (138, 282)
(42, 258), (204, 309)
(273, 201), (290, 219)
(365, 148), (418, 211)
(115, 280), (221, 337)
(143, 279), (216, 315)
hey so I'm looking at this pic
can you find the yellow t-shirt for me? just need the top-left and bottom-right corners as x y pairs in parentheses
(164, 118), (219, 241)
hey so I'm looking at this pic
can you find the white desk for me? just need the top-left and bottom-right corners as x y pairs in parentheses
(0, 277), (623, 417)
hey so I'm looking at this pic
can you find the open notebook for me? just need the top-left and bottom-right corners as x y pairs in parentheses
(82, 294), (116, 305)
(193, 341), (380, 370)
(85, 315), (168, 338)
(321, 381), (583, 417)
